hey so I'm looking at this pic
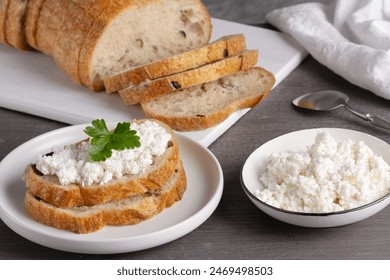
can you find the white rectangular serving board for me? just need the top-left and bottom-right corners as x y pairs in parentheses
(0, 18), (307, 147)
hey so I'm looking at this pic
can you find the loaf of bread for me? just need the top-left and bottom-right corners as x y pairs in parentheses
(23, 119), (180, 208)
(119, 49), (259, 105)
(25, 160), (186, 234)
(141, 67), (276, 131)
(103, 34), (247, 93)
(2, 1), (277, 133)
(1, 0), (212, 91)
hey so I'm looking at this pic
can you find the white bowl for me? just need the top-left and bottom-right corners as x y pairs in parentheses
(241, 128), (390, 228)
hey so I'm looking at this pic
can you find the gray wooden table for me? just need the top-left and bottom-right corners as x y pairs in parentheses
(1, 0), (390, 259)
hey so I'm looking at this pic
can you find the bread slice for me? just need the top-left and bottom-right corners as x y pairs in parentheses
(119, 50), (259, 105)
(35, 0), (72, 55)
(141, 67), (276, 131)
(0, 0), (10, 45)
(4, 0), (31, 50)
(24, 0), (46, 50)
(23, 119), (180, 208)
(103, 34), (247, 93)
(78, 0), (212, 92)
(51, 0), (111, 83)
(24, 160), (187, 234)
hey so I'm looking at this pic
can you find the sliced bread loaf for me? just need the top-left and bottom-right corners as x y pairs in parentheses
(141, 67), (276, 131)
(5, 0), (31, 50)
(119, 49), (259, 105)
(23, 119), (180, 208)
(0, 0), (10, 45)
(24, 160), (187, 234)
(78, 0), (212, 91)
(103, 34), (247, 93)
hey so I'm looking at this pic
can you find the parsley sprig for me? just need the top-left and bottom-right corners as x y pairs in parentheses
(84, 119), (140, 162)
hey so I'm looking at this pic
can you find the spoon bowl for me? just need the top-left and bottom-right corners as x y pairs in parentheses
(292, 90), (349, 111)
(292, 90), (390, 131)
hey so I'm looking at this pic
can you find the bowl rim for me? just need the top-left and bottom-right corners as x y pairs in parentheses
(240, 169), (390, 217)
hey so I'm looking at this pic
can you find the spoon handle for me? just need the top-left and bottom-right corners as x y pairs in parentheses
(344, 105), (390, 131)
(369, 115), (390, 131)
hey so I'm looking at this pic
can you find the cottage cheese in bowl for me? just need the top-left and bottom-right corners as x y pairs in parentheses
(255, 132), (390, 213)
(241, 128), (390, 227)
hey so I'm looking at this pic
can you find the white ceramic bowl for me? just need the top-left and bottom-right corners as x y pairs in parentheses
(241, 128), (390, 228)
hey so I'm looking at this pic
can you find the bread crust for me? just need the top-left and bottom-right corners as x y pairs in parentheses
(4, 0), (30, 50)
(35, 0), (70, 55)
(78, 0), (154, 91)
(24, 161), (187, 234)
(141, 67), (276, 131)
(23, 119), (180, 207)
(24, 0), (46, 50)
(103, 34), (246, 93)
(52, 0), (111, 83)
(0, 0), (10, 45)
(119, 50), (259, 105)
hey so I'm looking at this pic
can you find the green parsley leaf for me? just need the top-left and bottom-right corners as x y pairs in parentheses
(84, 119), (141, 162)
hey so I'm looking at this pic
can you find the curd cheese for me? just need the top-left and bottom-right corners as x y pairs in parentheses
(35, 120), (172, 186)
(255, 132), (390, 213)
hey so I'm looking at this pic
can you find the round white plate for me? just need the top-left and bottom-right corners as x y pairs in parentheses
(0, 124), (223, 254)
(241, 128), (390, 228)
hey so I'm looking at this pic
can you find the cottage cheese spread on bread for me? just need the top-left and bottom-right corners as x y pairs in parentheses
(35, 120), (171, 186)
(255, 132), (390, 213)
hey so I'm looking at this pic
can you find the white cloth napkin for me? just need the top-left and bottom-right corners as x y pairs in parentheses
(266, 0), (390, 100)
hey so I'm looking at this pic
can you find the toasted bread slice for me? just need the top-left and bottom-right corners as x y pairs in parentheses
(78, 0), (212, 91)
(5, 0), (31, 50)
(118, 50), (258, 105)
(23, 119), (180, 208)
(103, 34), (247, 93)
(141, 67), (276, 131)
(25, 160), (187, 234)
(0, 0), (10, 45)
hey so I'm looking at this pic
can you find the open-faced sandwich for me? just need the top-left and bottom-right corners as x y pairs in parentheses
(23, 118), (186, 234)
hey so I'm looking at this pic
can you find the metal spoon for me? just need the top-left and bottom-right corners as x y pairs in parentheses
(292, 90), (390, 130)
